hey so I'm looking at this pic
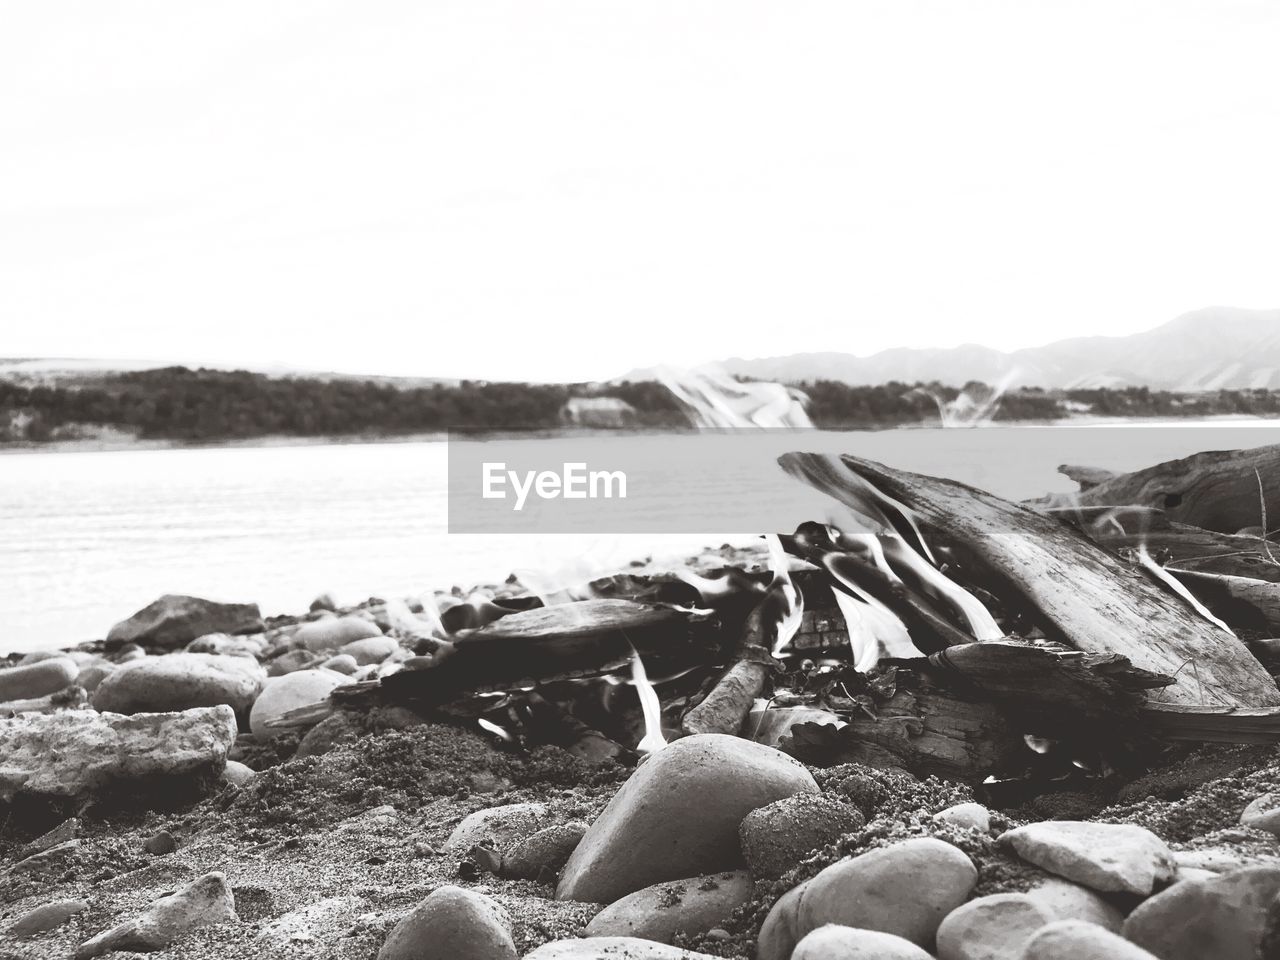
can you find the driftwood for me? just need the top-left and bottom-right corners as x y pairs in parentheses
(780, 451), (1280, 711)
(785, 641), (1165, 780)
(1069, 444), (1280, 534)
(1058, 464), (1118, 491)
(1165, 569), (1280, 633)
(342, 599), (718, 711)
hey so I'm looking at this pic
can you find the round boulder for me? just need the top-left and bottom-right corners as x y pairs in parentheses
(339, 635), (400, 665)
(1122, 865), (1280, 960)
(555, 734), (819, 904)
(584, 871), (752, 944)
(92, 653), (266, 714)
(792, 925), (934, 960)
(757, 837), (977, 960)
(293, 617), (382, 654)
(377, 885), (514, 960)
(740, 793), (864, 879)
(0, 657), (79, 702)
(249, 669), (348, 740)
(1019, 919), (1161, 959)
(935, 893), (1056, 960)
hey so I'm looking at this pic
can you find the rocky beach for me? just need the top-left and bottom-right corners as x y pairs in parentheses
(8, 443), (1280, 960)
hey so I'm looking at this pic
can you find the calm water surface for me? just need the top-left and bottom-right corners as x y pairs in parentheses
(4, 424), (1277, 652)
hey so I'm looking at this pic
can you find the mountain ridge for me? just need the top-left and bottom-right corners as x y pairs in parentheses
(703, 307), (1280, 390)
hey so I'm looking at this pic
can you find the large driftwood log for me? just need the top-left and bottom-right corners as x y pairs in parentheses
(1165, 569), (1280, 633)
(779, 451), (1280, 710)
(1069, 444), (1280, 534)
(1088, 523), (1280, 583)
(1058, 464), (1118, 491)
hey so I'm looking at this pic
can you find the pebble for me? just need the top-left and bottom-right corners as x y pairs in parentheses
(556, 734), (819, 904)
(223, 760), (257, 787)
(935, 893), (1056, 960)
(524, 937), (722, 959)
(0, 704), (237, 803)
(75, 660), (117, 693)
(294, 616), (383, 653)
(445, 802), (550, 854)
(7, 899), (90, 937)
(6, 839), (82, 877)
(340, 635), (400, 664)
(249, 669), (348, 740)
(1022, 878), (1124, 932)
(106, 594), (263, 649)
(321, 653), (360, 674)
(739, 793), (865, 879)
(75, 871), (237, 958)
(502, 822), (588, 880)
(998, 820), (1176, 895)
(792, 924), (935, 959)
(1018, 919), (1160, 959)
(144, 829), (177, 855)
(0, 657), (79, 701)
(1123, 864), (1280, 960)
(295, 711), (362, 757)
(757, 837), (977, 960)
(1174, 846), (1280, 874)
(266, 648), (326, 676)
(934, 802), (991, 833)
(91, 652), (266, 714)
(186, 633), (266, 657)
(377, 885), (515, 960)
(1241, 793), (1280, 837)
(584, 871), (752, 944)
(310, 592), (338, 612)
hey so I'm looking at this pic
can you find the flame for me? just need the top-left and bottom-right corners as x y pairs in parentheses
(478, 718), (515, 742)
(1135, 542), (1235, 635)
(385, 597), (447, 640)
(820, 549), (920, 667)
(877, 537), (1003, 640)
(630, 648), (667, 753)
(676, 568), (766, 605)
(911, 370), (1019, 428)
(656, 365), (812, 429)
(764, 534), (804, 656)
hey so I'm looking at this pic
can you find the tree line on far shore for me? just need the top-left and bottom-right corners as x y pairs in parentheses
(3, 366), (1280, 443)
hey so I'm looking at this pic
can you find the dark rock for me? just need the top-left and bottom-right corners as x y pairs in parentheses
(144, 829), (177, 855)
(7, 899), (89, 937)
(106, 595), (263, 650)
(739, 793), (864, 879)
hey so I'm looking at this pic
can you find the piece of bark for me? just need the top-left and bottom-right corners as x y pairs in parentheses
(779, 451), (1280, 710)
(1071, 444), (1280, 534)
(681, 660), (770, 736)
(1139, 704), (1280, 744)
(1059, 464), (1118, 491)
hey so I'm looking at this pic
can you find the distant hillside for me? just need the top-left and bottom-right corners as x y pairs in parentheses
(711, 307), (1280, 390)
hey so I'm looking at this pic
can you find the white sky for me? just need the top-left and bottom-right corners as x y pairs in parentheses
(2, 1), (1278, 383)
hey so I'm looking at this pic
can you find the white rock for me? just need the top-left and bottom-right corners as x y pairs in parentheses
(91, 652), (265, 714)
(757, 837), (977, 960)
(1240, 793), (1280, 837)
(294, 616), (383, 653)
(445, 802), (550, 853)
(249, 669), (347, 740)
(340, 635), (400, 664)
(1018, 920), (1160, 960)
(1022, 878), (1124, 932)
(75, 871), (236, 958)
(936, 893), (1056, 960)
(584, 871), (752, 944)
(377, 885), (514, 960)
(223, 760), (256, 787)
(0, 657), (79, 701)
(998, 821), (1176, 895)
(524, 937), (722, 959)
(934, 802), (991, 833)
(257, 896), (368, 950)
(556, 734), (818, 904)
(792, 925), (934, 960)
(0, 705), (237, 802)
(321, 654), (359, 674)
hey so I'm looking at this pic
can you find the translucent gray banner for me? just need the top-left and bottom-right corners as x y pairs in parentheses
(447, 425), (1280, 534)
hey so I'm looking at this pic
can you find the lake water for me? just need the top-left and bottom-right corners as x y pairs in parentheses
(5, 423), (1279, 653)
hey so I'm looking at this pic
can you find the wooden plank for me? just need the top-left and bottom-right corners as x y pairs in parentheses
(779, 451), (1280, 709)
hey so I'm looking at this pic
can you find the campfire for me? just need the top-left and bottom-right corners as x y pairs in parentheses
(268, 439), (1280, 799)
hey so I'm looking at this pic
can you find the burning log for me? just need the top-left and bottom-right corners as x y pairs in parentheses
(1065, 443), (1280, 535)
(370, 598), (718, 709)
(780, 451), (1280, 711)
(786, 641), (1173, 780)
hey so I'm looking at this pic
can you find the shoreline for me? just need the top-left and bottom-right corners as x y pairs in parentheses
(3, 413), (1279, 456)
